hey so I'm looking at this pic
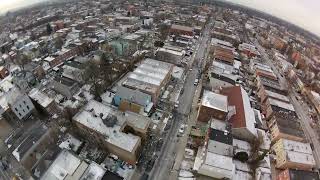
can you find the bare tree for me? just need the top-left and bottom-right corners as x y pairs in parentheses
(16, 53), (31, 71)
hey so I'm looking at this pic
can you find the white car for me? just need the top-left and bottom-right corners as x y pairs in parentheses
(174, 101), (179, 108)
(178, 124), (185, 134)
(194, 79), (199, 86)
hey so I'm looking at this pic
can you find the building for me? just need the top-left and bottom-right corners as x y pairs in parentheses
(277, 169), (320, 180)
(273, 138), (316, 170)
(221, 86), (257, 141)
(0, 66), (9, 79)
(260, 90), (290, 104)
(206, 120), (233, 156)
(262, 97), (295, 119)
(122, 58), (174, 104)
(251, 62), (277, 80)
(196, 148), (235, 179)
(12, 124), (58, 171)
(28, 88), (58, 115)
(197, 90), (228, 122)
(305, 90), (320, 114)
(113, 86), (153, 115)
(238, 43), (260, 58)
(50, 76), (80, 98)
(268, 111), (305, 142)
(73, 100), (150, 164)
(156, 46), (184, 65)
(0, 87), (35, 122)
(213, 46), (235, 65)
(170, 24), (194, 36)
(41, 150), (107, 180)
(257, 76), (287, 96)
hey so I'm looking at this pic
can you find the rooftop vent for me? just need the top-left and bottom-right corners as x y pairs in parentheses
(102, 114), (117, 127)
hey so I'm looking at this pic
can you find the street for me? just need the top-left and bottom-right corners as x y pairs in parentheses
(148, 20), (212, 180)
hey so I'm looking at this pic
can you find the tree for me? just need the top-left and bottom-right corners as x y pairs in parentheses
(158, 24), (170, 40)
(154, 40), (164, 48)
(16, 53), (30, 71)
(54, 36), (64, 50)
(62, 107), (79, 123)
(46, 23), (53, 35)
(82, 61), (105, 99)
(100, 52), (109, 63)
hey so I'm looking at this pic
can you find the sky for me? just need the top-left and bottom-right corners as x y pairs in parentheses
(0, 0), (47, 14)
(0, 0), (320, 36)
(226, 0), (320, 36)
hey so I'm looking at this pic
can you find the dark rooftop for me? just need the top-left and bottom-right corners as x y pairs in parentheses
(288, 169), (320, 180)
(209, 128), (233, 145)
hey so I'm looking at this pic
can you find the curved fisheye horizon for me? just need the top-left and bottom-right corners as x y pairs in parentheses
(1, 0), (320, 37)
(0, 0), (320, 180)
(225, 0), (320, 37)
(0, 0), (49, 14)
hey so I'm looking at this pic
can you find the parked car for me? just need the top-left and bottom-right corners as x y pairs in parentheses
(194, 79), (199, 86)
(174, 101), (179, 108)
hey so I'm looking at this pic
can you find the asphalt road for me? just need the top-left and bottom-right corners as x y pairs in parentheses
(255, 40), (320, 169)
(149, 21), (212, 180)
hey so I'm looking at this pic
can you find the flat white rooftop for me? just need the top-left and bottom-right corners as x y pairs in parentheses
(202, 90), (228, 112)
(269, 98), (295, 112)
(73, 100), (142, 153)
(265, 90), (289, 103)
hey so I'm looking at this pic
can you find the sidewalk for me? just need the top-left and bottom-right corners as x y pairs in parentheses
(169, 77), (203, 180)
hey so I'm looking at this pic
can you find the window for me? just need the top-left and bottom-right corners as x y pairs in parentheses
(18, 113), (21, 117)
(26, 106), (30, 110)
(23, 101), (26, 104)
(14, 108), (18, 112)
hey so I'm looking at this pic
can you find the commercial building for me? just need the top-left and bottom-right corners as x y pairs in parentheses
(212, 46), (235, 65)
(221, 86), (257, 141)
(262, 97), (295, 119)
(73, 100), (150, 164)
(206, 120), (233, 156)
(156, 46), (184, 65)
(257, 76), (287, 96)
(238, 43), (260, 58)
(305, 90), (320, 114)
(196, 148), (235, 179)
(273, 138), (316, 170)
(122, 58), (174, 104)
(260, 90), (290, 104)
(197, 90), (228, 122)
(170, 24), (194, 36)
(268, 111), (305, 142)
(277, 169), (320, 180)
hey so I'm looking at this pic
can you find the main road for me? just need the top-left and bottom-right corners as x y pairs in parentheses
(148, 21), (212, 180)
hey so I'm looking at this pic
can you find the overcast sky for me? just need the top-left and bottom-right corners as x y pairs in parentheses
(226, 0), (320, 36)
(1, 0), (320, 36)
(0, 0), (47, 14)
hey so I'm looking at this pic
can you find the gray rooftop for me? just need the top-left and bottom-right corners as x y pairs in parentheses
(202, 90), (228, 112)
